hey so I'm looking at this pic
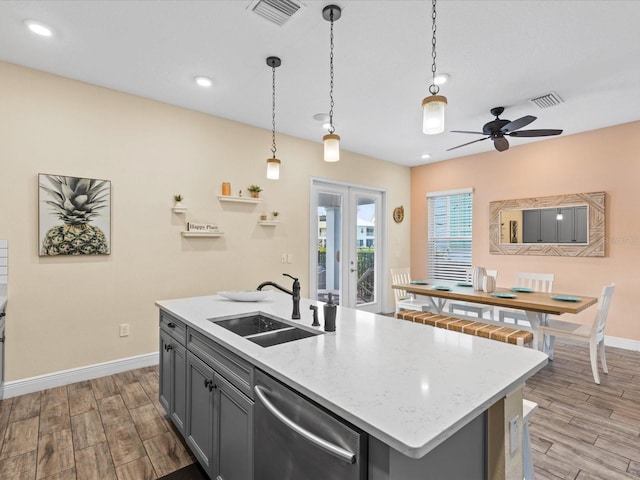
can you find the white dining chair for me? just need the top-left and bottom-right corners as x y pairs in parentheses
(390, 267), (432, 313)
(448, 269), (497, 320)
(498, 272), (555, 325)
(537, 283), (615, 384)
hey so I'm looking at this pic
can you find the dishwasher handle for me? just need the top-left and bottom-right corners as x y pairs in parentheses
(254, 385), (357, 464)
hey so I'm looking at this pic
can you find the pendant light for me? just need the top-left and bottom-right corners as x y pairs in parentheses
(322, 5), (341, 162)
(266, 56), (282, 179)
(422, 0), (447, 135)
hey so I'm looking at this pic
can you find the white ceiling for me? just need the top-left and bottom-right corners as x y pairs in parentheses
(1, 0), (639, 167)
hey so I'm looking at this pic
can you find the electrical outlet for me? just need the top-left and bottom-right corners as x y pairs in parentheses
(281, 253), (287, 263)
(119, 324), (130, 337)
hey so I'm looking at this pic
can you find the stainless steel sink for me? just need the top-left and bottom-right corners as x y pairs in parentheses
(211, 312), (323, 347)
(215, 314), (291, 336)
(247, 327), (319, 347)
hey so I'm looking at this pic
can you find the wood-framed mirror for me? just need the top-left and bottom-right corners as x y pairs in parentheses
(489, 191), (605, 257)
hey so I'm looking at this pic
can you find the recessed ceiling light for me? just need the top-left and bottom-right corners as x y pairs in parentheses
(434, 73), (449, 85)
(194, 76), (213, 87)
(421, 153), (431, 159)
(24, 20), (53, 37)
(313, 113), (331, 129)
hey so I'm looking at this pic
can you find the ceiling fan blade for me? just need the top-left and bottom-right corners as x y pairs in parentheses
(508, 129), (563, 137)
(446, 137), (489, 151)
(450, 130), (485, 135)
(501, 115), (536, 133)
(494, 137), (510, 152)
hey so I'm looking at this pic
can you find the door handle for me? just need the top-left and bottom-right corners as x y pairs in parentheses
(254, 385), (356, 464)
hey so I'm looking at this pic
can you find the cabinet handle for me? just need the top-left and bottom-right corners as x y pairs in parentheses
(164, 344), (173, 351)
(167, 322), (176, 329)
(204, 379), (212, 389)
(209, 383), (217, 392)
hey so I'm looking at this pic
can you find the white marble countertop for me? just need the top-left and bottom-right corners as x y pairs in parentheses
(156, 292), (547, 459)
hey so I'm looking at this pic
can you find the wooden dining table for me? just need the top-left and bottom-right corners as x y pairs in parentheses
(392, 280), (598, 353)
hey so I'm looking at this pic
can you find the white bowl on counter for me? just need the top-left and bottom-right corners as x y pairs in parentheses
(217, 290), (271, 302)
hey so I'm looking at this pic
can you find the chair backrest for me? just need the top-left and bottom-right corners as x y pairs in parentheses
(515, 272), (554, 292)
(593, 283), (615, 341)
(390, 267), (411, 301)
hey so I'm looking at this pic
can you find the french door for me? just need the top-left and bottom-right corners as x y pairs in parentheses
(309, 180), (385, 312)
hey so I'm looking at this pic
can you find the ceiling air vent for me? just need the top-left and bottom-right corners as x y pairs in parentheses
(529, 92), (564, 109)
(250, 0), (302, 26)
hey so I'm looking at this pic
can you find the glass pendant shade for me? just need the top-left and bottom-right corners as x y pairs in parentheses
(323, 133), (340, 162)
(422, 94), (447, 135)
(266, 157), (281, 180)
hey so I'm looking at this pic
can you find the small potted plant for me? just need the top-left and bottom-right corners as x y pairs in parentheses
(247, 184), (262, 198)
(173, 194), (184, 207)
(272, 211), (279, 220)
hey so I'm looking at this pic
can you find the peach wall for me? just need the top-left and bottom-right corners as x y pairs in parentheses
(0, 62), (411, 381)
(411, 121), (640, 342)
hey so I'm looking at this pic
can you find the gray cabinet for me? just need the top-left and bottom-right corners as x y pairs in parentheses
(159, 314), (187, 434)
(216, 372), (253, 480)
(186, 351), (215, 475)
(522, 206), (588, 243)
(0, 313), (5, 394)
(185, 346), (254, 480)
(540, 209), (558, 243)
(159, 316), (254, 480)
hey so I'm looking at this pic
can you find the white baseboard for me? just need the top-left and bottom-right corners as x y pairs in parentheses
(605, 335), (640, 352)
(2, 352), (159, 399)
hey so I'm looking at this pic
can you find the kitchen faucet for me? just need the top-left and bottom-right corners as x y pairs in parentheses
(257, 273), (300, 320)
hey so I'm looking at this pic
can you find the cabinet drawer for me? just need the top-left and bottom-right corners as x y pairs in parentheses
(160, 310), (187, 345)
(187, 328), (254, 399)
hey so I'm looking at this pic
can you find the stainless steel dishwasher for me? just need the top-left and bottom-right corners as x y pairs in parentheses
(254, 369), (367, 480)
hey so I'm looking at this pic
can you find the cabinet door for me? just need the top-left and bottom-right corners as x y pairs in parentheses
(186, 352), (215, 477)
(159, 331), (172, 413)
(575, 206), (588, 243)
(522, 210), (540, 243)
(160, 330), (187, 434)
(540, 209), (558, 243)
(556, 207), (575, 243)
(214, 373), (254, 480)
(171, 343), (187, 434)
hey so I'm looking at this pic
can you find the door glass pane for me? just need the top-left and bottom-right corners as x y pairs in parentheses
(316, 192), (341, 304)
(355, 195), (376, 306)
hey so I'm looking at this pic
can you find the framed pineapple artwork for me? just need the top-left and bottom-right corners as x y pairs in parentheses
(38, 174), (111, 256)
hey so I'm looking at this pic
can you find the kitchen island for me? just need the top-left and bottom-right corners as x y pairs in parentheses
(156, 291), (547, 480)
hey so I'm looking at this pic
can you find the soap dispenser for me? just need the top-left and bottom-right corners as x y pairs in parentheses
(324, 293), (337, 332)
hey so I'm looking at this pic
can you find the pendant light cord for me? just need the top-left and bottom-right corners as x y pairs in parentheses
(271, 62), (277, 158)
(328, 8), (336, 134)
(429, 0), (439, 95)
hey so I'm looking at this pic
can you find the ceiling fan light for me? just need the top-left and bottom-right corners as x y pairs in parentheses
(266, 157), (281, 180)
(323, 133), (340, 162)
(422, 95), (447, 135)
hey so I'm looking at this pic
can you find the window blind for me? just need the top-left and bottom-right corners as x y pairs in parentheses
(427, 191), (472, 281)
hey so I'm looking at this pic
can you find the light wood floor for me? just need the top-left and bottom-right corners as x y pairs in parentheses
(0, 365), (194, 480)
(525, 341), (640, 479)
(0, 341), (639, 479)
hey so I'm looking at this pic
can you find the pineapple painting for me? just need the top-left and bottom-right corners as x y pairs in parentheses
(39, 174), (111, 256)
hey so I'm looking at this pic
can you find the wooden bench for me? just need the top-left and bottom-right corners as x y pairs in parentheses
(396, 310), (534, 347)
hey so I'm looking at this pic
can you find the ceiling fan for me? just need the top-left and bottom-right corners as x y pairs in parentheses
(447, 106), (563, 152)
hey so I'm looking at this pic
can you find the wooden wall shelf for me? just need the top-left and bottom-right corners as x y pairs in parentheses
(181, 231), (224, 238)
(218, 195), (262, 205)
